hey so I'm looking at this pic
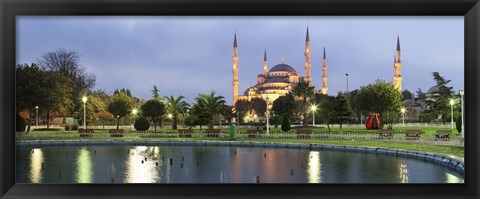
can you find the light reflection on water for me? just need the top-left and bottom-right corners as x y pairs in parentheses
(125, 146), (161, 183)
(29, 148), (43, 183)
(307, 151), (321, 183)
(76, 147), (93, 183)
(16, 145), (464, 184)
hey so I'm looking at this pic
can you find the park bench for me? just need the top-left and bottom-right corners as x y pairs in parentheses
(435, 130), (451, 140)
(205, 129), (221, 138)
(403, 130), (424, 140)
(247, 129), (264, 138)
(78, 129), (94, 138)
(295, 129), (313, 139)
(178, 129), (193, 138)
(377, 129), (395, 139)
(108, 129), (124, 137)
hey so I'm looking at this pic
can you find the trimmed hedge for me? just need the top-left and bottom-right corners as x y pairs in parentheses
(281, 114), (291, 132)
(134, 117), (150, 131)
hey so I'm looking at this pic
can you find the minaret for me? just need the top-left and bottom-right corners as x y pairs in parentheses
(263, 49), (268, 75)
(232, 33), (239, 106)
(393, 34), (403, 92)
(304, 27), (312, 85)
(321, 47), (328, 95)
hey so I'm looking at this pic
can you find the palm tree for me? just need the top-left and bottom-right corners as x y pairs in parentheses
(194, 91), (228, 129)
(164, 95), (190, 130)
(293, 80), (315, 127)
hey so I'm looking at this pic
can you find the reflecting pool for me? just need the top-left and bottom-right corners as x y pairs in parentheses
(16, 145), (464, 183)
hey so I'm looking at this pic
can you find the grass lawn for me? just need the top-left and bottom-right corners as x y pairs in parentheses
(18, 127), (464, 158)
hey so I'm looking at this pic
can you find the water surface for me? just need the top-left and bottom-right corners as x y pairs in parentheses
(16, 145), (464, 183)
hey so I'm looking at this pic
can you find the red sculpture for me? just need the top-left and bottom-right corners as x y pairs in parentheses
(366, 112), (382, 129)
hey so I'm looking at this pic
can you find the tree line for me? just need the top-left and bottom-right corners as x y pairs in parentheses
(16, 48), (461, 132)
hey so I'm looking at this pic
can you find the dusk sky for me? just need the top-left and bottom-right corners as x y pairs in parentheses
(17, 16), (464, 105)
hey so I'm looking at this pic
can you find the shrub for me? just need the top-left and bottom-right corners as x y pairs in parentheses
(134, 117), (150, 131)
(456, 116), (462, 134)
(65, 123), (79, 131)
(16, 113), (26, 132)
(281, 114), (291, 132)
(269, 115), (282, 128)
(71, 123), (79, 130)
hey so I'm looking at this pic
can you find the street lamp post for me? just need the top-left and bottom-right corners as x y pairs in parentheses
(82, 96), (87, 130)
(400, 108), (406, 126)
(459, 90), (464, 139)
(132, 109), (138, 127)
(35, 106), (39, 126)
(266, 95), (270, 135)
(450, 99), (455, 129)
(310, 104), (317, 126)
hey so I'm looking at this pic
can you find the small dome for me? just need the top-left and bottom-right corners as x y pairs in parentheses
(269, 63), (297, 73)
(427, 86), (439, 94)
(257, 74), (265, 78)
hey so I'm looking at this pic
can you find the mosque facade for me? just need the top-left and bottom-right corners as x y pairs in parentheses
(231, 28), (403, 106)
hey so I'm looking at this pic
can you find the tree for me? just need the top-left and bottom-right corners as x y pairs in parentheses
(281, 114), (291, 132)
(114, 88), (132, 97)
(39, 72), (75, 129)
(152, 85), (160, 99)
(423, 72), (454, 123)
(184, 115), (198, 129)
(293, 80), (314, 127)
(190, 102), (210, 130)
(346, 90), (363, 124)
(331, 93), (354, 131)
(107, 92), (136, 129)
(314, 94), (336, 132)
(382, 111), (400, 129)
(16, 63), (47, 132)
(250, 98), (267, 116)
(194, 92), (228, 129)
(140, 99), (166, 131)
(16, 63), (75, 130)
(96, 111), (113, 129)
(37, 49), (96, 117)
(269, 115), (282, 128)
(272, 93), (298, 119)
(234, 99), (250, 123)
(164, 95), (190, 130)
(37, 48), (96, 91)
(356, 80), (402, 127)
(16, 113), (26, 132)
(416, 88), (426, 101)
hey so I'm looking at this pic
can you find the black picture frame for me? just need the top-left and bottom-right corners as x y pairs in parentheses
(1, 0), (479, 198)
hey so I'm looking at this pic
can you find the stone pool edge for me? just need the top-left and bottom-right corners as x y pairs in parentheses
(16, 140), (465, 176)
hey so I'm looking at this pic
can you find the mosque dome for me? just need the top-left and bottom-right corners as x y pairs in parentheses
(269, 63), (297, 73)
(264, 77), (290, 83)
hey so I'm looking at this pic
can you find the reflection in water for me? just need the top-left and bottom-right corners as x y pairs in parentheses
(125, 146), (160, 183)
(17, 145), (464, 183)
(446, 172), (464, 183)
(76, 147), (93, 183)
(307, 151), (321, 183)
(398, 163), (409, 183)
(29, 148), (44, 183)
